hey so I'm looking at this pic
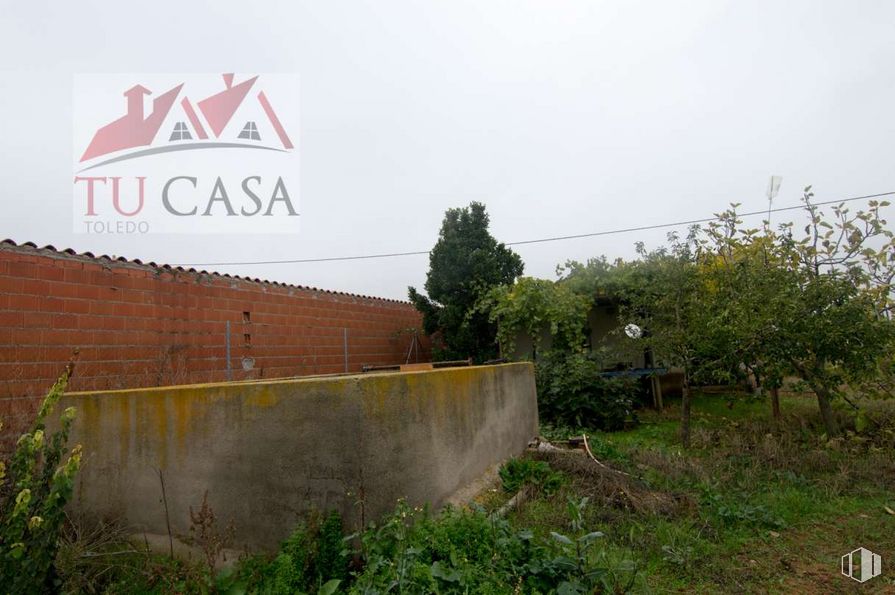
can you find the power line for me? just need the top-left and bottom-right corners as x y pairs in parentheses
(174, 191), (895, 267)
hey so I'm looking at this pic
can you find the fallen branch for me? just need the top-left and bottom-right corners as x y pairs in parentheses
(79, 549), (143, 559)
(491, 487), (527, 519)
(582, 434), (632, 478)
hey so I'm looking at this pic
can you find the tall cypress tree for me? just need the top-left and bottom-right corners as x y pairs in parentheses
(409, 202), (523, 361)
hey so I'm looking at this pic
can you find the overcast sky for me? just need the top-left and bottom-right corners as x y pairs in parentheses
(1, 1), (894, 300)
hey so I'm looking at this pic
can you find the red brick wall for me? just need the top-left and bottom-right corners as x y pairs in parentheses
(0, 241), (427, 451)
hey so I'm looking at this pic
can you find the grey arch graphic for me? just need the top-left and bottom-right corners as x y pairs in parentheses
(77, 142), (289, 173)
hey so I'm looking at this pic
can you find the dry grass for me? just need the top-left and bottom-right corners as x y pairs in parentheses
(530, 448), (695, 518)
(55, 514), (148, 594)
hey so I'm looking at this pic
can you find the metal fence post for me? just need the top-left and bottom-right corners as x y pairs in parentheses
(226, 320), (232, 381)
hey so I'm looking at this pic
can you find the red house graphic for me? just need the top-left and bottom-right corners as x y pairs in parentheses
(80, 74), (294, 162)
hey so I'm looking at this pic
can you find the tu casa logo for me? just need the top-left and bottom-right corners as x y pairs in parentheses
(73, 73), (300, 234)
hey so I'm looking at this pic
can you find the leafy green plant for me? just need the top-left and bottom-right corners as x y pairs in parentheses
(348, 499), (630, 594)
(499, 458), (564, 496)
(211, 511), (347, 594)
(315, 511), (349, 587)
(480, 276), (591, 358)
(241, 511), (349, 594)
(536, 350), (638, 430)
(711, 498), (786, 530)
(0, 364), (82, 594)
(660, 544), (694, 568)
(546, 497), (614, 594)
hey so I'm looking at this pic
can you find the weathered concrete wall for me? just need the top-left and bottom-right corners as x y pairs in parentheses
(59, 362), (538, 550)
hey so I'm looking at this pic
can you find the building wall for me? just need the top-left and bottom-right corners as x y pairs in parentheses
(57, 363), (539, 550)
(0, 241), (426, 451)
(511, 303), (646, 368)
(587, 304), (646, 368)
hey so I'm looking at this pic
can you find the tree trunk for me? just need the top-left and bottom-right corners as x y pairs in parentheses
(652, 376), (664, 411)
(812, 383), (840, 437)
(770, 386), (781, 421)
(680, 372), (691, 448)
(791, 359), (840, 437)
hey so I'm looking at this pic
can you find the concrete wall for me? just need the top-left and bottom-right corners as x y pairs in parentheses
(0, 240), (427, 452)
(59, 362), (538, 550)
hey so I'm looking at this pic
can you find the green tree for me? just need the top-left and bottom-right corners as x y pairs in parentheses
(695, 191), (895, 436)
(481, 277), (591, 358)
(559, 236), (711, 446)
(409, 202), (523, 361)
(695, 209), (796, 419)
(561, 192), (894, 443)
(616, 234), (708, 447)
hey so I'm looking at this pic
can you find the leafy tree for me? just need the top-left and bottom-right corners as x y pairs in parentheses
(409, 202), (523, 361)
(480, 277), (591, 358)
(696, 191), (895, 436)
(559, 236), (709, 446)
(695, 209), (796, 419)
(558, 191), (894, 443)
(616, 235), (709, 447)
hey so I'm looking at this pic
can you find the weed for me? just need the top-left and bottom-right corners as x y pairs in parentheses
(216, 510), (349, 594)
(0, 364), (82, 593)
(350, 499), (633, 593)
(187, 490), (236, 574)
(499, 458), (564, 496)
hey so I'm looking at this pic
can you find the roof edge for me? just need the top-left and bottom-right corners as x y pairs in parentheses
(0, 238), (413, 305)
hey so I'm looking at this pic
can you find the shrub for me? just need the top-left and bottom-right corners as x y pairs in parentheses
(221, 510), (349, 594)
(499, 458), (564, 496)
(536, 351), (637, 430)
(0, 365), (82, 593)
(349, 499), (627, 594)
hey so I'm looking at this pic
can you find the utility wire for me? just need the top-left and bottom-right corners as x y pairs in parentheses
(175, 191), (895, 267)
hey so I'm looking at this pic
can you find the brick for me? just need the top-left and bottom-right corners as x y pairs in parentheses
(20, 278), (50, 295)
(35, 265), (65, 282)
(52, 282), (80, 299)
(53, 314), (79, 329)
(0, 311), (24, 327)
(0, 276), (23, 294)
(22, 312), (51, 328)
(10, 328), (41, 345)
(8, 262), (36, 278)
(76, 284), (102, 300)
(8, 294), (40, 310)
(99, 316), (127, 331)
(63, 268), (88, 283)
(63, 299), (91, 314)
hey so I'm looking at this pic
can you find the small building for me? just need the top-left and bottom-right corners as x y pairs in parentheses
(512, 296), (681, 405)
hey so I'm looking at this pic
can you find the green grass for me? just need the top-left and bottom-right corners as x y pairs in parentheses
(513, 392), (895, 593)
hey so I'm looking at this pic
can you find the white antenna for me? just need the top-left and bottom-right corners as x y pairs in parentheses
(766, 175), (782, 229)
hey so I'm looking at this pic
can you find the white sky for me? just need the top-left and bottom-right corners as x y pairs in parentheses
(1, 1), (894, 300)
